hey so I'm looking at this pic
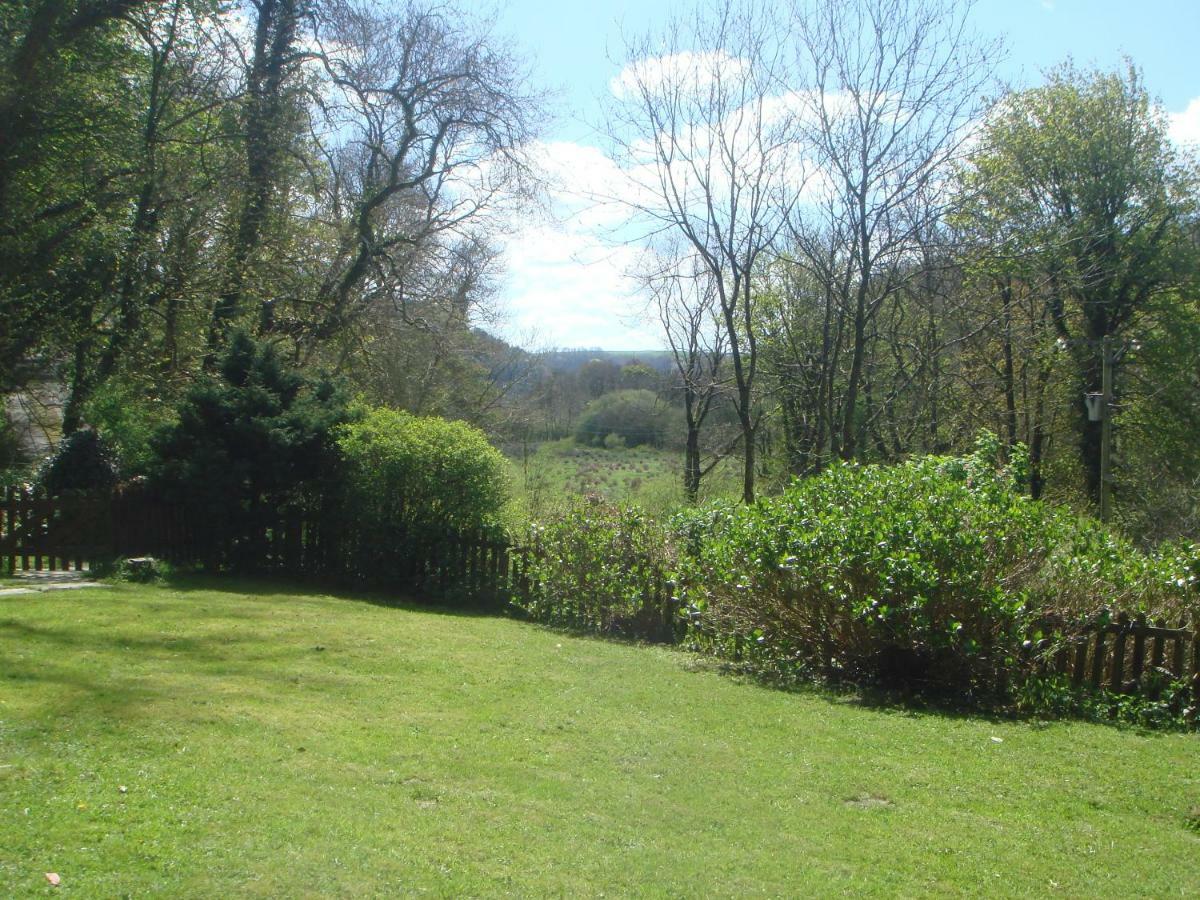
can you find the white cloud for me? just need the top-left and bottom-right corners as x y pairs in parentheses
(496, 224), (659, 349)
(1169, 97), (1200, 148)
(609, 50), (750, 101)
(492, 141), (662, 350)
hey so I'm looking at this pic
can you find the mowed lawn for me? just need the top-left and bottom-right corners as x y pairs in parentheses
(2, 583), (1198, 897)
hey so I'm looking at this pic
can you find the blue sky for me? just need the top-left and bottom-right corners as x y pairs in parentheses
(489, 0), (1200, 350)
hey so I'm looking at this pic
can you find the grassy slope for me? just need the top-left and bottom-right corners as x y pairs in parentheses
(2, 582), (1198, 897)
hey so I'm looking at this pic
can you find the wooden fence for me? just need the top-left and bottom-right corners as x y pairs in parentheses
(0, 485), (517, 604)
(1, 485), (109, 573)
(1033, 611), (1200, 698)
(3, 484), (1196, 701)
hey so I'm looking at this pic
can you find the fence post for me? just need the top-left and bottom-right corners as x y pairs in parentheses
(1110, 613), (1129, 691)
(1130, 613), (1147, 689)
(1192, 614), (1200, 708)
(3, 485), (13, 575)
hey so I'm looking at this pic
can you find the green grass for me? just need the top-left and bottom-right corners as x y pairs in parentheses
(506, 438), (741, 522)
(2, 581), (1199, 896)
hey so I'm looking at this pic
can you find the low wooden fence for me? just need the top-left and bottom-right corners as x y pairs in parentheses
(3, 485), (1196, 702)
(0, 485), (516, 604)
(1, 485), (109, 573)
(1034, 612), (1200, 697)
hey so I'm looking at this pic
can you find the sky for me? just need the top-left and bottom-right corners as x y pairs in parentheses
(487, 0), (1200, 351)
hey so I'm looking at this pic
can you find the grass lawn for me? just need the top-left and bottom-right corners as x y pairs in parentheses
(2, 582), (1198, 896)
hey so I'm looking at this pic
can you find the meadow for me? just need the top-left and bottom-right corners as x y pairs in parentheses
(505, 438), (743, 523)
(2, 581), (1198, 896)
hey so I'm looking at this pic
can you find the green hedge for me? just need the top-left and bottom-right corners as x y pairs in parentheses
(512, 496), (678, 641)
(673, 435), (1198, 702)
(337, 405), (508, 535)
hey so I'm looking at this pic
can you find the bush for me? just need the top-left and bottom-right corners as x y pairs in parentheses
(674, 435), (1199, 699)
(149, 333), (349, 567)
(37, 428), (119, 493)
(673, 437), (1051, 695)
(574, 390), (668, 448)
(337, 406), (508, 535)
(84, 375), (178, 477)
(513, 496), (678, 641)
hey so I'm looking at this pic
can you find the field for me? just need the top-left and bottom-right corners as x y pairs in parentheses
(2, 581), (1199, 896)
(505, 438), (742, 523)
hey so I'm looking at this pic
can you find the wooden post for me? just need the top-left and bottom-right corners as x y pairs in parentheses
(1072, 631), (1089, 687)
(1090, 624), (1107, 689)
(1192, 614), (1200, 706)
(1099, 335), (1114, 523)
(1172, 617), (1187, 679)
(1149, 618), (1166, 674)
(1130, 613), (1147, 689)
(1110, 613), (1129, 691)
(20, 486), (32, 571)
(2, 485), (13, 575)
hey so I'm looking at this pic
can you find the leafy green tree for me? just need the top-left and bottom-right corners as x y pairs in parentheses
(37, 428), (119, 492)
(960, 62), (1199, 503)
(574, 389), (670, 448)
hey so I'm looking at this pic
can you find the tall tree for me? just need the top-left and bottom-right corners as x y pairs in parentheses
(608, 0), (798, 502)
(788, 0), (998, 461)
(960, 62), (1199, 502)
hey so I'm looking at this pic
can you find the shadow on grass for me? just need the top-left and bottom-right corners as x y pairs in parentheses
(0, 594), (365, 723)
(159, 572), (505, 620)
(686, 655), (1198, 735)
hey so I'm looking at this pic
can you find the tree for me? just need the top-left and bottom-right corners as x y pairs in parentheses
(574, 389), (670, 448)
(960, 62), (1199, 503)
(293, 0), (540, 351)
(787, 0), (999, 462)
(205, 0), (308, 356)
(641, 248), (728, 499)
(150, 332), (349, 566)
(607, 0), (798, 502)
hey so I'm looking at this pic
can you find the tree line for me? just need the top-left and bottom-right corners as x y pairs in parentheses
(0, 0), (540, 445)
(608, 0), (1199, 540)
(2, 0), (1198, 543)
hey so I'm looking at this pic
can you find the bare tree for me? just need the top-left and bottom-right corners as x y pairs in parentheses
(640, 247), (728, 500)
(788, 0), (999, 460)
(297, 0), (541, 348)
(606, 0), (801, 502)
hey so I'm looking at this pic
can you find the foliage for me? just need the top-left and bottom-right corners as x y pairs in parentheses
(36, 428), (119, 493)
(337, 405), (508, 535)
(1015, 674), (1196, 732)
(0, 412), (21, 473)
(958, 61), (1200, 506)
(674, 434), (1197, 697)
(674, 436), (1048, 695)
(574, 389), (670, 448)
(83, 375), (178, 477)
(113, 556), (170, 584)
(149, 333), (349, 566)
(513, 496), (677, 641)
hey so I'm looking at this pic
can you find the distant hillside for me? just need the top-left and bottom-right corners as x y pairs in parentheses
(538, 349), (675, 375)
